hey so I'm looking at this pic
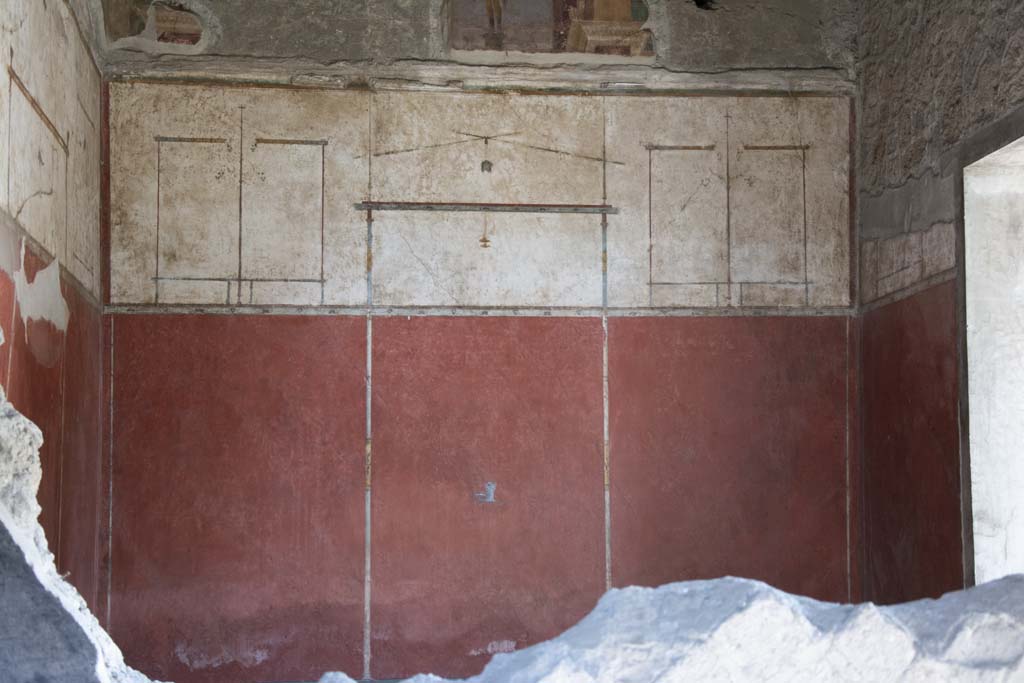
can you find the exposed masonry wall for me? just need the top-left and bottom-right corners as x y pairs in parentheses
(88, 0), (858, 76)
(858, 0), (1024, 305)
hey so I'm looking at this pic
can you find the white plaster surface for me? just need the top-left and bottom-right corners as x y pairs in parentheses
(110, 83), (369, 306)
(110, 87), (852, 310)
(965, 159), (1024, 584)
(0, 391), (157, 683)
(320, 575), (1024, 682)
(604, 95), (850, 309)
(0, 0), (102, 297)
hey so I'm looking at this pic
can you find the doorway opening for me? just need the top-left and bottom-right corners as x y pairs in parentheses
(964, 133), (1024, 584)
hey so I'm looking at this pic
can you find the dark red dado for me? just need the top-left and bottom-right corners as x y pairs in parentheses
(56, 277), (105, 615)
(0, 236), (105, 612)
(109, 315), (367, 683)
(609, 316), (850, 602)
(371, 316), (606, 680)
(5, 247), (67, 557)
(862, 282), (963, 604)
(0, 266), (14, 390)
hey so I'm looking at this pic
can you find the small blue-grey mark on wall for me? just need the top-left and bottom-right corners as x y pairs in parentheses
(474, 482), (497, 504)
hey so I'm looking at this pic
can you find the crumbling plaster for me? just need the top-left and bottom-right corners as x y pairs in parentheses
(72, 0), (857, 88)
(858, 0), (1024, 244)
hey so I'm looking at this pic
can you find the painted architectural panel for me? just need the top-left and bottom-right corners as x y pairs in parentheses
(0, 0), (102, 297)
(606, 96), (850, 308)
(110, 87), (850, 310)
(609, 316), (849, 602)
(373, 212), (604, 307)
(861, 282), (962, 603)
(372, 316), (605, 680)
(110, 314), (366, 682)
(110, 83), (369, 306)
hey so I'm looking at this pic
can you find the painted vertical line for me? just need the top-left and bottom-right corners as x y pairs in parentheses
(724, 110), (732, 302)
(154, 141), (161, 304)
(320, 144), (326, 305)
(647, 148), (653, 307)
(802, 147), (809, 306)
(237, 107), (244, 304)
(4, 240), (18, 386)
(362, 94), (374, 682)
(106, 316), (114, 630)
(601, 100), (612, 591)
(845, 316), (852, 602)
(6, 58), (12, 209)
(602, 314), (611, 591)
(363, 210), (374, 682)
(55, 325), (68, 571)
(64, 137), (69, 268)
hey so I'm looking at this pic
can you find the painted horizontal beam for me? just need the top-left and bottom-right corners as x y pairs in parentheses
(105, 303), (857, 318)
(354, 201), (619, 215)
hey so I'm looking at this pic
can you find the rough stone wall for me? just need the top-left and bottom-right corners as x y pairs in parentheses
(88, 0), (857, 80)
(858, 0), (1024, 304)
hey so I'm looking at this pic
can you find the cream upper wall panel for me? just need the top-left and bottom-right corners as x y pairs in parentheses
(372, 212), (603, 308)
(1, 0), (101, 298)
(605, 97), (730, 308)
(110, 88), (849, 310)
(371, 92), (605, 205)
(605, 96), (850, 308)
(238, 88), (369, 306)
(0, 3), (10, 215)
(65, 19), (103, 296)
(110, 83), (370, 306)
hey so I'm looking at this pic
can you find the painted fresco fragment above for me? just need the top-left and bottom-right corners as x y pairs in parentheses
(450, 0), (654, 55)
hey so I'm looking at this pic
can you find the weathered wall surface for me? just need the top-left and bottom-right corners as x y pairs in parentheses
(107, 311), (854, 682)
(91, 0), (857, 79)
(109, 83), (852, 311)
(105, 81), (856, 681)
(0, 0), (105, 617)
(857, 0), (1024, 604)
(861, 281), (963, 604)
(858, 0), (1024, 305)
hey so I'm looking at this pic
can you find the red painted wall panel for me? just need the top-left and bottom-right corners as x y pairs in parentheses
(0, 267), (15, 391)
(371, 317), (605, 680)
(609, 316), (849, 602)
(861, 282), (963, 604)
(57, 280), (104, 615)
(6, 247), (66, 557)
(110, 315), (366, 683)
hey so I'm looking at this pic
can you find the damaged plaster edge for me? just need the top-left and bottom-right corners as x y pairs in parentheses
(0, 395), (158, 683)
(106, 0), (222, 57)
(103, 60), (855, 96)
(0, 212), (70, 334)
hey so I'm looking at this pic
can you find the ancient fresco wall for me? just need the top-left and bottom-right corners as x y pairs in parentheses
(0, 0), (103, 297)
(110, 84), (851, 311)
(106, 81), (856, 682)
(0, 0), (105, 618)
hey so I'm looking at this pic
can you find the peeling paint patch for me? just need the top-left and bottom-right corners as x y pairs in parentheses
(469, 639), (517, 657)
(174, 641), (271, 670)
(12, 242), (70, 335)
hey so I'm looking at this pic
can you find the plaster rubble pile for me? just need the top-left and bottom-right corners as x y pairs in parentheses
(324, 576), (1024, 682)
